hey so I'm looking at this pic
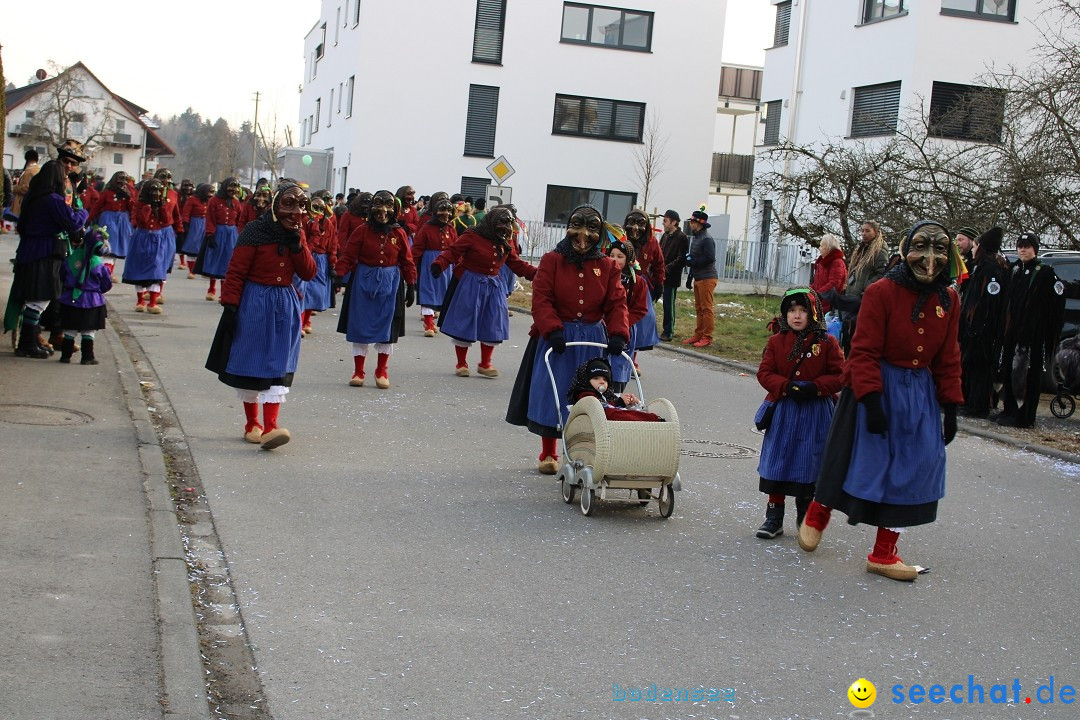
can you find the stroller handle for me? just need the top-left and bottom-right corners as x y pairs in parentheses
(543, 341), (646, 443)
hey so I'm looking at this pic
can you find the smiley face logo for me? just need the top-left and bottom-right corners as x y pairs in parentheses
(848, 678), (876, 708)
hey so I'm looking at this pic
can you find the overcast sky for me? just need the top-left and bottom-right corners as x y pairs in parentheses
(4, 1), (771, 136)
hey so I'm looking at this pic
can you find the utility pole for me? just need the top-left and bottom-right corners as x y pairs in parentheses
(251, 91), (260, 188)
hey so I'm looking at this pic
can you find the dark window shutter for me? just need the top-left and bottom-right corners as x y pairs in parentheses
(763, 100), (782, 145)
(850, 81), (901, 137)
(929, 81), (1004, 142)
(773, 1), (791, 46)
(472, 0), (506, 64)
(461, 176), (490, 200)
(464, 84), (500, 157)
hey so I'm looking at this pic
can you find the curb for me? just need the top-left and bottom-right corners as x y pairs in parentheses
(105, 312), (211, 720)
(507, 304), (1080, 466)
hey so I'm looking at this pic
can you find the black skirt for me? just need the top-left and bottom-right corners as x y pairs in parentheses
(505, 334), (560, 438)
(815, 387), (938, 528)
(11, 257), (62, 303)
(758, 477), (816, 498)
(435, 274), (461, 329)
(205, 307), (294, 391)
(58, 303), (107, 332)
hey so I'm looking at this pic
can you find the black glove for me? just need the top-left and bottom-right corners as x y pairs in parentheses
(286, 233), (304, 254)
(861, 391), (888, 436)
(206, 232), (217, 249)
(430, 263), (443, 278)
(605, 335), (627, 357)
(220, 304), (238, 331)
(943, 404), (958, 445)
(685, 275), (693, 290)
(405, 284), (416, 308)
(785, 382), (818, 400)
(547, 330), (566, 354)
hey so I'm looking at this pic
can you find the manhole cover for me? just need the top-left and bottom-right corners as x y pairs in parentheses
(0, 404), (94, 426)
(681, 438), (759, 459)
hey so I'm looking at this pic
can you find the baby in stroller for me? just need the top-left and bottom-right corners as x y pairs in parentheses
(567, 357), (663, 423)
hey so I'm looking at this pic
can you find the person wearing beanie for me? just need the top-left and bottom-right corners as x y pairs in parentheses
(683, 208), (717, 347)
(800, 220), (964, 581)
(754, 288), (844, 538)
(957, 227), (1010, 418)
(205, 182), (316, 450)
(566, 356), (662, 423)
(994, 231), (1066, 428)
(658, 209), (688, 341)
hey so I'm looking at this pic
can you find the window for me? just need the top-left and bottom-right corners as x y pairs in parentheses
(302, 118), (308, 145)
(461, 176), (490, 200)
(115, 119), (126, 131)
(317, 23), (327, 58)
(928, 81), (1005, 142)
(328, 89), (334, 127)
(464, 84), (500, 157)
(335, 8), (340, 44)
(560, 3), (653, 52)
(346, 76), (355, 117)
(863, 0), (905, 22)
(473, 0), (507, 64)
(773, 1), (791, 47)
(69, 112), (85, 138)
(353, 0), (361, 25)
(553, 94), (644, 142)
(314, 99), (321, 133)
(762, 100), (782, 145)
(25, 110), (35, 120)
(544, 184), (636, 224)
(338, 82), (343, 113)
(850, 81), (901, 137)
(113, 153), (123, 164)
(941, 0), (1015, 21)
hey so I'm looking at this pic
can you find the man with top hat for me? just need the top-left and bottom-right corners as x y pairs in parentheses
(683, 207), (717, 347)
(658, 209), (688, 341)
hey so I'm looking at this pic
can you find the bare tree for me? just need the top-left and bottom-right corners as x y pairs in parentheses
(630, 110), (669, 211)
(23, 63), (116, 159)
(256, 112), (288, 185)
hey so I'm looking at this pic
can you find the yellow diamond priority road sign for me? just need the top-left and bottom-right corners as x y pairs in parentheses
(486, 155), (515, 185)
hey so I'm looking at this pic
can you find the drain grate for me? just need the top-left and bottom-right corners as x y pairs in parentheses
(680, 438), (759, 459)
(0, 404), (94, 426)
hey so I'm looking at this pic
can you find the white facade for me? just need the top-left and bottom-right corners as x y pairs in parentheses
(298, 0), (725, 229)
(3, 63), (173, 181)
(755, 0), (1047, 244)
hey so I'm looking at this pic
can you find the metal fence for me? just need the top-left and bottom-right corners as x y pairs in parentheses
(520, 221), (814, 288)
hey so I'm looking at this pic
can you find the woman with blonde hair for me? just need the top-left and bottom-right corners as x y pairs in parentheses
(836, 221), (889, 351)
(810, 233), (847, 313)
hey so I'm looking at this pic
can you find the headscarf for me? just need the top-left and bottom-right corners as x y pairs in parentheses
(607, 236), (638, 304)
(555, 204), (606, 268)
(238, 181), (308, 249)
(776, 287), (828, 361)
(16, 160), (68, 235)
(883, 220), (956, 323)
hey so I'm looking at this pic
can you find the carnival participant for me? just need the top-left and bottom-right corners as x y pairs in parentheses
(89, 171), (133, 275)
(396, 185), (420, 237)
(152, 168), (184, 302)
(175, 179), (195, 269)
(298, 194), (338, 334)
(415, 190), (449, 227)
(336, 191), (371, 248)
(411, 197), (457, 337)
(123, 179), (173, 314)
(195, 178), (242, 301)
(6, 158), (88, 358)
(238, 184), (272, 232)
(505, 205), (629, 474)
(180, 184), (212, 277)
(335, 189), (417, 389)
(623, 209), (664, 364)
(753, 288), (843, 539)
(604, 236), (649, 393)
(57, 225), (112, 364)
(431, 205), (536, 377)
(800, 220), (964, 581)
(205, 182), (316, 450)
(957, 227), (1009, 418)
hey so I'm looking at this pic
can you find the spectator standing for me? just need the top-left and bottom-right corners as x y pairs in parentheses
(810, 234), (847, 313)
(682, 208), (717, 348)
(837, 220), (890, 352)
(658, 209), (688, 342)
(10, 149), (41, 219)
(958, 227), (1009, 418)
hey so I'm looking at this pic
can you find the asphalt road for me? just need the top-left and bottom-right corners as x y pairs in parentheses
(121, 270), (1080, 720)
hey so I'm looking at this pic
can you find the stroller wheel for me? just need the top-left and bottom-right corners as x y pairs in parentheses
(580, 487), (596, 516)
(657, 484), (675, 519)
(1050, 393), (1076, 419)
(561, 479), (577, 504)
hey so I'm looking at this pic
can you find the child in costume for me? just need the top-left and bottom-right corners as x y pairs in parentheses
(605, 236), (649, 393)
(566, 357), (662, 423)
(753, 288), (844, 539)
(57, 226), (112, 365)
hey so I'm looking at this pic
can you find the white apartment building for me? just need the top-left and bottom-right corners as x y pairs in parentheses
(710, 64), (763, 243)
(3, 62), (174, 181)
(753, 0), (1045, 278)
(297, 0), (725, 237)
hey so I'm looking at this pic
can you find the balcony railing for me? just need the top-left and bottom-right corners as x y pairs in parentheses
(718, 67), (762, 102)
(711, 153), (755, 187)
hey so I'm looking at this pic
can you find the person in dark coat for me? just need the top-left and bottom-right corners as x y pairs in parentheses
(994, 232), (1066, 428)
(658, 209), (688, 341)
(957, 227), (1010, 418)
(799, 220), (963, 582)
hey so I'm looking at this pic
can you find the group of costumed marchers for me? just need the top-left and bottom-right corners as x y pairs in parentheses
(296, 194), (338, 335)
(88, 171), (133, 267)
(411, 197), (457, 337)
(194, 178), (243, 302)
(123, 175), (178, 314)
(431, 205), (537, 378)
(178, 184), (213, 274)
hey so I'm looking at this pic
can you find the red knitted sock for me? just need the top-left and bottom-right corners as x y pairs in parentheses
(869, 527), (902, 565)
(480, 343), (495, 367)
(455, 345), (469, 368)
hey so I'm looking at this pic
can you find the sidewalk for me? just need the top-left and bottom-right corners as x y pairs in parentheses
(0, 235), (207, 720)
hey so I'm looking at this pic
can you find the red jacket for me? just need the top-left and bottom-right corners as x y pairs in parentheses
(221, 239), (317, 306)
(844, 278), (963, 406)
(398, 205), (420, 236)
(335, 223), (417, 284)
(530, 251), (629, 341)
(757, 331), (844, 402)
(632, 234), (666, 292)
(206, 196), (242, 236)
(131, 200), (176, 231)
(432, 229), (536, 281)
(411, 221), (458, 258)
(88, 190), (131, 221)
(305, 214), (339, 264)
(337, 211), (364, 246)
(161, 188), (184, 233)
(625, 276), (650, 327)
(811, 248), (847, 312)
(181, 196), (207, 222)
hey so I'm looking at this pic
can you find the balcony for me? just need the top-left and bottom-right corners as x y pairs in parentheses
(719, 67), (762, 102)
(711, 153), (755, 188)
(9, 123), (43, 136)
(104, 133), (138, 148)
